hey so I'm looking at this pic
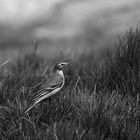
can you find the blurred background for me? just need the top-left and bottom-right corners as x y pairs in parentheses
(0, 0), (140, 61)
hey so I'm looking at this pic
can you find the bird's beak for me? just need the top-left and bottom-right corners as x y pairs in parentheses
(68, 62), (72, 66)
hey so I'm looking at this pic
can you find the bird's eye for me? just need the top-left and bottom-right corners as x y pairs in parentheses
(59, 64), (63, 67)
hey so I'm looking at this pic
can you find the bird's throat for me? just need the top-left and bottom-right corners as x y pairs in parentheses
(56, 70), (64, 77)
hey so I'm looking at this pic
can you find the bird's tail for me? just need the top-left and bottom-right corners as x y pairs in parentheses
(24, 103), (36, 113)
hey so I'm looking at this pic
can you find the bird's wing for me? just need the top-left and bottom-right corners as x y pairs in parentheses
(25, 73), (64, 113)
(45, 72), (64, 87)
(33, 73), (64, 100)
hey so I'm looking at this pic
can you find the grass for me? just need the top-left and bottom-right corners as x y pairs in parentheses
(0, 28), (140, 140)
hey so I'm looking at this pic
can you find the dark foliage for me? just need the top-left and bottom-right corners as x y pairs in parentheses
(0, 28), (139, 140)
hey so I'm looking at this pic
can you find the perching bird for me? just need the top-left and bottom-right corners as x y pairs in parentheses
(25, 62), (69, 113)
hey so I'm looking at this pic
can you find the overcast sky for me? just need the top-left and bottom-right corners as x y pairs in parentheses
(0, 0), (137, 24)
(0, 0), (66, 25)
(0, 0), (139, 39)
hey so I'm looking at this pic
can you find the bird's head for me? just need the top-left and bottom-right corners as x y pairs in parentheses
(53, 62), (69, 72)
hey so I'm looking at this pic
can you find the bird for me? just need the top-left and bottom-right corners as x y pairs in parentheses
(25, 62), (69, 113)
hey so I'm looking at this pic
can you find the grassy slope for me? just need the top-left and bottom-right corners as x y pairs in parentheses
(0, 28), (140, 140)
